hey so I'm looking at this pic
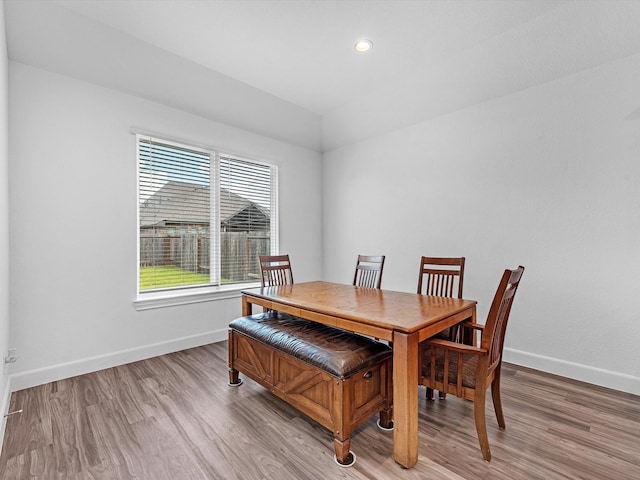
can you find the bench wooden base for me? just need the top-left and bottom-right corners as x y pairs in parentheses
(228, 314), (393, 466)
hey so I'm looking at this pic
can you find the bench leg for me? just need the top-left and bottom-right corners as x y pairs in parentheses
(228, 368), (243, 386)
(228, 329), (243, 386)
(333, 438), (355, 467)
(377, 407), (394, 431)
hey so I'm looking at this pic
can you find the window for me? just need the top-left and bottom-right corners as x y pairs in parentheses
(137, 135), (278, 300)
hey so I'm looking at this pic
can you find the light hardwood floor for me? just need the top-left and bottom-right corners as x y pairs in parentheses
(1, 341), (638, 479)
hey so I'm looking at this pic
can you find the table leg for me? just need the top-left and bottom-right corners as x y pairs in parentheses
(242, 295), (251, 316)
(392, 331), (419, 468)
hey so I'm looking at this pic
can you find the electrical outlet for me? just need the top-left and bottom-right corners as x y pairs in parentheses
(4, 348), (17, 364)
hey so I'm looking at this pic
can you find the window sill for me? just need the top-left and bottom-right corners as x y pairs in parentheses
(133, 282), (260, 311)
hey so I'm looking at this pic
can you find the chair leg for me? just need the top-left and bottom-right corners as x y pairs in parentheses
(473, 389), (492, 462)
(491, 376), (506, 429)
(426, 387), (435, 400)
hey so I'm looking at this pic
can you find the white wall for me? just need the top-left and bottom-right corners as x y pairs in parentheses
(322, 54), (640, 395)
(8, 62), (322, 390)
(0, 1), (11, 441)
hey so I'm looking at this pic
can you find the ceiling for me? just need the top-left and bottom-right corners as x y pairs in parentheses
(5, 0), (640, 151)
(37, 0), (563, 116)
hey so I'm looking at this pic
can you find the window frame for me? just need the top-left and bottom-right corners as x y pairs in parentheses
(134, 134), (278, 310)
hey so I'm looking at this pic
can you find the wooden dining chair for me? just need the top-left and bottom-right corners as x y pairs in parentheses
(259, 254), (294, 287)
(417, 256), (465, 299)
(353, 255), (385, 289)
(419, 266), (525, 462)
(418, 256), (466, 399)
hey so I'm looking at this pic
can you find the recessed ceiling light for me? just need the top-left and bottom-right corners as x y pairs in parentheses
(354, 39), (373, 53)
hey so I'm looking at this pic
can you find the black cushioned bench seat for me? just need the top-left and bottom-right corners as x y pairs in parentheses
(228, 312), (393, 467)
(228, 312), (392, 378)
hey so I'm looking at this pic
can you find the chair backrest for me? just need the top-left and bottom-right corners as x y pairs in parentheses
(417, 256), (465, 298)
(259, 254), (293, 287)
(481, 266), (525, 368)
(353, 255), (385, 289)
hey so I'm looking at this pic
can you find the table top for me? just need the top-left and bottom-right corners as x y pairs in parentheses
(242, 280), (477, 334)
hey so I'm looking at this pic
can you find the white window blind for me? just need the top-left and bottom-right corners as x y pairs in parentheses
(218, 154), (275, 285)
(137, 135), (278, 295)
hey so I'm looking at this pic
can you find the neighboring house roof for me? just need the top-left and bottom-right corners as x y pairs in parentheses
(140, 180), (269, 229)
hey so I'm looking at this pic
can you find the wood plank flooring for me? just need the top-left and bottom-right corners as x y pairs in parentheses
(1, 341), (638, 479)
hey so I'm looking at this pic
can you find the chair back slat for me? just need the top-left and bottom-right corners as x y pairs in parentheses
(259, 255), (293, 287)
(353, 255), (385, 289)
(417, 257), (465, 298)
(481, 266), (525, 367)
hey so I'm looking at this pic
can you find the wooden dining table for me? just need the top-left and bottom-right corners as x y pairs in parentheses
(240, 280), (477, 469)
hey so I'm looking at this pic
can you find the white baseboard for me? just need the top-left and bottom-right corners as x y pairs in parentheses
(7, 337), (638, 398)
(9, 329), (228, 392)
(0, 375), (12, 458)
(504, 347), (640, 396)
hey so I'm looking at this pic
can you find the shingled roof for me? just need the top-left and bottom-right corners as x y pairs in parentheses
(140, 180), (269, 230)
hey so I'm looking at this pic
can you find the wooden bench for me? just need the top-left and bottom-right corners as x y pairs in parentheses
(228, 312), (393, 466)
